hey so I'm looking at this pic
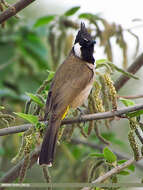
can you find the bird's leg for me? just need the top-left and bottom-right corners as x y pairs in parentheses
(77, 107), (87, 126)
(77, 107), (85, 117)
(111, 109), (127, 121)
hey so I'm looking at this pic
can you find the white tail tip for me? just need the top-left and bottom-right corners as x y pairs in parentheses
(37, 157), (52, 167)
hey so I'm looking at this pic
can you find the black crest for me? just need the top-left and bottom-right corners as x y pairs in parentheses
(75, 22), (93, 44)
(74, 22), (96, 64)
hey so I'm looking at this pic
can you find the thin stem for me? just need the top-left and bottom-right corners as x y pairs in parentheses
(118, 94), (143, 99)
(93, 157), (142, 183)
(81, 157), (143, 190)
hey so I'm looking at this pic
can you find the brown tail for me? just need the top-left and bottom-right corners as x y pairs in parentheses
(39, 116), (61, 166)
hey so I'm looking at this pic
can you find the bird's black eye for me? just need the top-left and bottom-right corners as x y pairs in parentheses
(80, 38), (89, 46)
(83, 38), (88, 42)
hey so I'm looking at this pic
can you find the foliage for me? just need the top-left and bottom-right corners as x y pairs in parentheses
(14, 112), (38, 124)
(88, 147), (135, 183)
(34, 15), (56, 28)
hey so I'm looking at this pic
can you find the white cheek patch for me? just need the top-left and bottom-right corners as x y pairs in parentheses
(73, 43), (82, 58)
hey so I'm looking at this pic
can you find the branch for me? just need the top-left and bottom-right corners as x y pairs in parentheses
(93, 157), (142, 183)
(118, 94), (143, 99)
(114, 53), (143, 91)
(0, 147), (40, 187)
(81, 156), (143, 190)
(1, 103), (143, 136)
(0, 0), (35, 24)
(0, 123), (33, 136)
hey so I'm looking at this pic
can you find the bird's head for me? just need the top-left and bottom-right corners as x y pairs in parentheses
(73, 22), (96, 64)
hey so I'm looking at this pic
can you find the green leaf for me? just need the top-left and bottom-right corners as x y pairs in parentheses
(96, 59), (110, 64)
(34, 15), (56, 27)
(120, 98), (135, 107)
(46, 70), (55, 81)
(127, 164), (135, 172)
(0, 106), (4, 110)
(117, 159), (127, 164)
(118, 160), (135, 172)
(79, 13), (94, 19)
(26, 92), (44, 108)
(14, 112), (38, 124)
(127, 110), (143, 118)
(89, 153), (104, 158)
(79, 13), (100, 21)
(103, 147), (117, 163)
(108, 63), (139, 80)
(118, 170), (130, 175)
(96, 59), (139, 79)
(64, 6), (80, 16)
(18, 132), (23, 137)
(96, 59), (113, 73)
(35, 122), (46, 131)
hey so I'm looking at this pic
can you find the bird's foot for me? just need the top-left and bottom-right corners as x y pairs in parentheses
(77, 107), (87, 126)
(111, 109), (126, 120)
(77, 107), (85, 117)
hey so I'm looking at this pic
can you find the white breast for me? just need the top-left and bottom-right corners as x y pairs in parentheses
(70, 62), (95, 108)
(71, 82), (93, 108)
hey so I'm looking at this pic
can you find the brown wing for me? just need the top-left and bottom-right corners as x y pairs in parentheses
(47, 53), (93, 117)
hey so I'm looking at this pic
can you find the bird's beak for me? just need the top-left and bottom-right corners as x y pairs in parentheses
(89, 40), (96, 46)
(92, 40), (96, 45)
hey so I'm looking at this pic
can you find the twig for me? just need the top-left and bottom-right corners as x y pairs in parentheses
(81, 156), (143, 190)
(93, 157), (143, 183)
(1, 104), (143, 136)
(0, 123), (32, 136)
(0, 0), (20, 19)
(135, 128), (143, 144)
(42, 166), (51, 183)
(118, 94), (143, 99)
(42, 166), (52, 190)
(94, 124), (110, 145)
(114, 53), (143, 91)
(0, 0), (35, 24)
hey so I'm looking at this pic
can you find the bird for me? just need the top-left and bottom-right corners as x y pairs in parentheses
(39, 22), (96, 166)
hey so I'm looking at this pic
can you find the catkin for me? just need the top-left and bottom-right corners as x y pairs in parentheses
(104, 73), (117, 110)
